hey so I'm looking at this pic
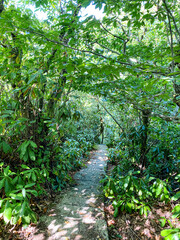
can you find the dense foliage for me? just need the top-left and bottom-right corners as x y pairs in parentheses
(0, 0), (180, 238)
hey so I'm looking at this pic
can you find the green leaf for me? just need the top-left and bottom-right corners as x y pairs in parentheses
(138, 190), (142, 196)
(127, 20), (131, 27)
(161, 229), (172, 236)
(140, 207), (144, 215)
(0, 178), (5, 190)
(164, 186), (169, 195)
(28, 148), (36, 161)
(4, 207), (12, 222)
(0, 199), (5, 208)
(23, 151), (29, 162)
(9, 193), (23, 200)
(123, 176), (130, 189)
(11, 176), (18, 186)
(19, 201), (27, 217)
(29, 211), (37, 223)
(0, 125), (3, 133)
(0, 162), (4, 167)
(11, 215), (19, 225)
(32, 172), (36, 181)
(2, 141), (12, 153)
(5, 179), (12, 194)
(156, 182), (163, 197)
(18, 141), (29, 157)
(25, 183), (36, 188)
(167, 220), (173, 228)
(114, 207), (119, 218)
(120, 204), (125, 212)
(4, 166), (10, 176)
(125, 202), (133, 213)
(80, 0), (91, 8)
(122, 16), (129, 21)
(28, 73), (37, 84)
(23, 215), (31, 224)
(159, 217), (166, 227)
(172, 192), (180, 201)
(27, 189), (38, 197)
(22, 188), (26, 198)
(21, 164), (30, 169)
(29, 141), (37, 148)
(143, 206), (148, 217)
(161, 228), (180, 238)
(145, 2), (153, 9)
(40, 73), (46, 84)
(172, 204), (180, 219)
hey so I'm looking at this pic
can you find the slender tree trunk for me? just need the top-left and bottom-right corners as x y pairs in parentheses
(100, 117), (104, 144)
(140, 109), (151, 167)
(0, 0), (4, 14)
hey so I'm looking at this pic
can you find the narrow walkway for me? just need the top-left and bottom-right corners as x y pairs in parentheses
(32, 145), (109, 240)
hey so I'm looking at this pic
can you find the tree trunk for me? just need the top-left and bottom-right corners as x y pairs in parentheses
(140, 109), (151, 167)
(0, 0), (4, 14)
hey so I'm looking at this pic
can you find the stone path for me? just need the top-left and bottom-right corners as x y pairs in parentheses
(31, 145), (109, 240)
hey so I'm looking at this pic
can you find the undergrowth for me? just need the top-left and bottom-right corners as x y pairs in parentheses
(103, 125), (180, 240)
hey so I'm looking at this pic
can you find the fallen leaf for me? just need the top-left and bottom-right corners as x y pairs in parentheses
(108, 219), (116, 226)
(89, 202), (96, 208)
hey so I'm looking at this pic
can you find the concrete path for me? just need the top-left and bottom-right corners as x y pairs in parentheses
(32, 145), (109, 240)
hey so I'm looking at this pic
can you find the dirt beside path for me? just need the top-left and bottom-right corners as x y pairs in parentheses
(28, 144), (109, 240)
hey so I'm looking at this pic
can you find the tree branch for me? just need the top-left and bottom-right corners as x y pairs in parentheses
(100, 23), (125, 42)
(0, 41), (8, 48)
(163, 0), (174, 72)
(13, 25), (169, 76)
(125, 97), (180, 122)
(95, 41), (121, 55)
(163, 0), (180, 43)
(118, 21), (129, 37)
(96, 97), (125, 132)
